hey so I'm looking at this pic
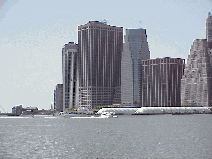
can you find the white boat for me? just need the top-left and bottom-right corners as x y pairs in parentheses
(70, 115), (108, 119)
(101, 112), (118, 118)
(70, 112), (118, 119)
(57, 107), (94, 118)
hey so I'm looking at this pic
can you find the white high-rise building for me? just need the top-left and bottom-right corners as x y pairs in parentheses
(181, 39), (212, 107)
(206, 12), (212, 43)
(121, 29), (150, 107)
(181, 13), (212, 107)
(62, 42), (78, 111)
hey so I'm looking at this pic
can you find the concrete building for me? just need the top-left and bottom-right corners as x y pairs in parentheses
(12, 104), (23, 115)
(181, 13), (212, 107)
(22, 106), (38, 115)
(54, 84), (63, 112)
(181, 39), (212, 107)
(11, 105), (38, 115)
(77, 21), (123, 109)
(121, 28), (150, 107)
(206, 12), (212, 44)
(141, 58), (185, 107)
(206, 12), (212, 54)
(62, 42), (78, 111)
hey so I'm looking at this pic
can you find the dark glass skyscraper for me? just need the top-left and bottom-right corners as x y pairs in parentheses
(121, 29), (150, 107)
(78, 21), (123, 109)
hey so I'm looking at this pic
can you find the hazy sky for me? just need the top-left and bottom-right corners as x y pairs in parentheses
(0, 0), (211, 112)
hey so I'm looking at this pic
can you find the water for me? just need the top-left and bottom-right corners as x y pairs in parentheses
(0, 114), (212, 159)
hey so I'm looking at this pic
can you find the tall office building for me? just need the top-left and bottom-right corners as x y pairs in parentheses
(78, 21), (123, 109)
(181, 39), (212, 107)
(181, 13), (212, 107)
(62, 42), (78, 111)
(54, 84), (63, 112)
(141, 58), (185, 107)
(207, 12), (212, 64)
(121, 29), (150, 107)
(206, 12), (212, 44)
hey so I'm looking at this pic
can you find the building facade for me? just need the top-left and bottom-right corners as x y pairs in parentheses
(62, 42), (78, 111)
(78, 21), (123, 109)
(206, 12), (212, 44)
(54, 84), (63, 112)
(181, 39), (212, 107)
(12, 104), (23, 115)
(121, 28), (150, 107)
(181, 13), (212, 107)
(141, 58), (185, 107)
(206, 12), (212, 50)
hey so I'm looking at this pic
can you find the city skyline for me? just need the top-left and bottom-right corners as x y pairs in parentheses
(0, 0), (211, 112)
(58, 13), (210, 110)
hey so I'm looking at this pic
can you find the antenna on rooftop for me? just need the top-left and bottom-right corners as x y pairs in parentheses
(101, 18), (107, 24)
(139, 20), (142, 26)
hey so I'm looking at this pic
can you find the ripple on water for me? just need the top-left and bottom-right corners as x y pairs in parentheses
(0, 115), (212, 158)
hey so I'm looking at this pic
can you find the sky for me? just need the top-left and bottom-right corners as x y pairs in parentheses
(0, 0), (211, 112)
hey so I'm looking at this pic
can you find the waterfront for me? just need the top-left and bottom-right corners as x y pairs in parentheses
(0, 114), (211, 158)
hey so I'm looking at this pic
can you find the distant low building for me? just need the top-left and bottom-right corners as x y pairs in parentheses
(12, 104), (23, 115)
(22, 106), (38, 115)
(12, 105), (38, 115)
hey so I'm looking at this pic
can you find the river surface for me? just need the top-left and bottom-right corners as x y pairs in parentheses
(0, 114), (212, 159)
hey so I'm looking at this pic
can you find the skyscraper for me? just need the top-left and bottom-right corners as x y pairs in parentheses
(78, 21), (123, 109)
(141, 58), (185, 107)
(181, 13), (212, 107)
(121, 29), (150, 107)
(54, 84), (63, 112)
(62, 42), (78, 111)
(181, 39), (212, 107)
(206, 12), (212, 43)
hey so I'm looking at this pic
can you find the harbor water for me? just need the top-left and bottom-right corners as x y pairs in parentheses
(0, 114), (212, 158)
